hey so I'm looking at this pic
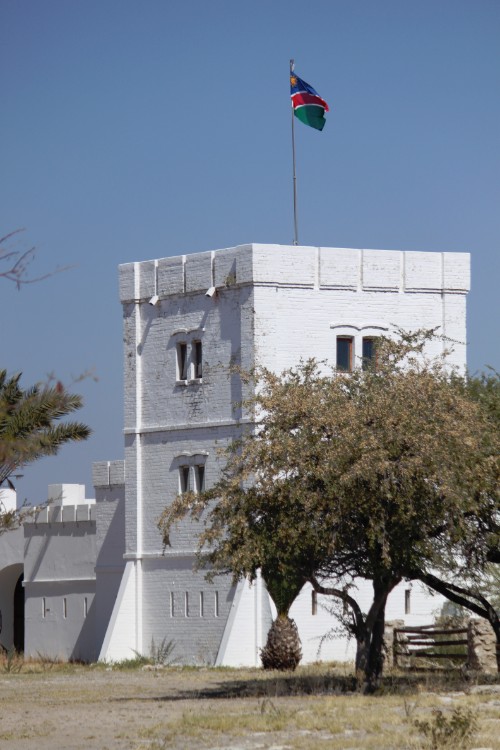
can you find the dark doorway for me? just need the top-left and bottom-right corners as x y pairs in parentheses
(13, 574), (24, 652)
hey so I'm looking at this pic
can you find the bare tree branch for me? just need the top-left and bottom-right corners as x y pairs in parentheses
(1, 229), (72, 289)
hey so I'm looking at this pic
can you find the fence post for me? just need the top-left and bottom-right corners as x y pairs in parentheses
(385, 619), (404, 669)
(467, 618), (498, 674)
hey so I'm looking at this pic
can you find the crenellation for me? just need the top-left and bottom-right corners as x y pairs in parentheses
(92, 461), (110, 488)
(213, 244), (253, 287)
(252, 243), (316, 287)
(109, 460), (125, 486)
(138, 259), (156, 300)
(404, 251), (443, 291)
(185, 250), (212, 293)
(319, 246), (360, 289)
(443, 251), (471, 292)
(157, 255), (184, 296)
(49, 506), (62, 522)
(119, 262), (135, 303)
(362, 249), (401, 290)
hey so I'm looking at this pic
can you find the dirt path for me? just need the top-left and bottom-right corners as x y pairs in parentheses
(0, 667), (226, 750)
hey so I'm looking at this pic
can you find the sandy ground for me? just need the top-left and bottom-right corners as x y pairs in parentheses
(1, 666), (499, 750)
(2, 666), (219, 750)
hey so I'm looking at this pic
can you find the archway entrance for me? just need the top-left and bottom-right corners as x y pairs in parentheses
(0, 563), (24, 652)
(13, 574), (24, 652)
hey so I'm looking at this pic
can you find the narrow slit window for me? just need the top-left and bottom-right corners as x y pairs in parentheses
(84, 597), (88, 618)
(42, 597), (47, 618)
(214, 591), (219, 617)
(362, 337), (377, 371)
(312, 590), (317, 616)
(405, 589), (411, 615)
(336, 337), (353, 372)
(177, 342), (188, 380)
(199, 592), (204, 617)
(170, 591), (175, 617)
(63, 597), (67, 619)
(179, 465), (190, 494)
(185, 592), (189, 617)
(193, 340), (203, 379)
(194, 464), (205, 494)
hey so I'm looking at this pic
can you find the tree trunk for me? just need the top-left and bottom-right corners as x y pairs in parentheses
(364, 580), (389, 692)
(354, 577), (395, 692)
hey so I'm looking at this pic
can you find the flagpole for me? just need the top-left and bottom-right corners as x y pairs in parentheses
(290, 58), (299, 246)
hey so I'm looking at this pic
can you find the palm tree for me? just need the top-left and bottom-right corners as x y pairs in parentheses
(260, 566), (303, 671)
(0, 369), (91, 529)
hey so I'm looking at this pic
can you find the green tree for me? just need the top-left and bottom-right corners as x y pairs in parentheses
(411, 369), (500, 664)
(0, 370), (91, 531)
(158, 332), (498, 690)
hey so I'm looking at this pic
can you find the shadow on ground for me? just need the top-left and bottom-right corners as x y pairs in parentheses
(110, 668), (500, 704)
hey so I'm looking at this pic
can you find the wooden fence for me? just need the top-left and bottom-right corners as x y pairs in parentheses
(394, 624), (468, 670)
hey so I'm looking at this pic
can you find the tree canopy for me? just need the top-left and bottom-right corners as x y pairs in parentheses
(0, 369), (91, 531)
(158, 331), (499, 688)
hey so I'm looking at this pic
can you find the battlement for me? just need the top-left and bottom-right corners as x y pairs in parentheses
(92, 460), (125, 488)
(25, 503), (96, 524)
(23, 483), (96, 524)
(119, 244), (470, 303)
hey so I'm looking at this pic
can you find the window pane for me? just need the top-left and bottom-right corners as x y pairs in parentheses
(193, 340), (203, 379)
(362, 338), (377, 370)
(195, 464), (205, 493)
(405, 589), (411, 615)
(336, 337), (352, 372)
(179, 466), (190, 493)
(177, 343), (188, 380)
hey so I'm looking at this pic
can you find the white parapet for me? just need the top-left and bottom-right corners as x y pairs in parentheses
(48, 483), (88, 506)
(0, 488), (17, 513)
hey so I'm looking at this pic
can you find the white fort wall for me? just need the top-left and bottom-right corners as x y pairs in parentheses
(102, 251), (258, 661)
(23, 485), (97, 662)
(248, 245), (467, 372)
(0, 243), (470, 665)
(103, 243), (469, 665)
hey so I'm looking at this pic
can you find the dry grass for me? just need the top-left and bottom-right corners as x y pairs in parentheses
(136, 691), (500, 750)
(0, 662), (499, 749)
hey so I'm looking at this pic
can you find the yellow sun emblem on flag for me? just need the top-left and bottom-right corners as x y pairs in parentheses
(290, 75), (297, 86)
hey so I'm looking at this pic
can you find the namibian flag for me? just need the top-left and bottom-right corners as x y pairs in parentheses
(290, 72), (329, 131)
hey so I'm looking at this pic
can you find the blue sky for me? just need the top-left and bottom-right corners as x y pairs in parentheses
(1, 0), (499, 504)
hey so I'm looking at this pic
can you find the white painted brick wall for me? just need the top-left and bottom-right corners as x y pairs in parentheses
(362, 249), (401, 290)
(405, 251), (442, 291)
(111, 243), (469, 664)
(213, 245), (253, 287)
(141, 557), (235, 665)
(158, 255), (184, 296)
(185, 251), (212, 293)
(24, 582), (96, 661)
(320, 247), (361, 289)
(119, 262), (135, 303)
